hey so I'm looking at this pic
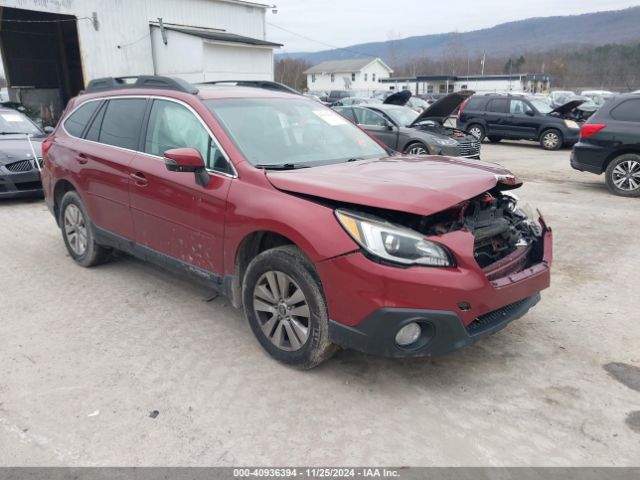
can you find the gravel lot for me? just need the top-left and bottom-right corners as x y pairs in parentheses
(1, 141), (639, 466)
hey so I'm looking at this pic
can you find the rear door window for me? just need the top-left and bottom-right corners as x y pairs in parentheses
(610, 99), (640, 122)
(99, 99), (148, 150)
(354, 108), (387, 127)
(84, 102), (107, 142)
(487, 99), (509, 113)
(64, 101), (102, 138)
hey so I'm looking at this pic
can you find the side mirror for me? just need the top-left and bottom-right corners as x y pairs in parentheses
(164, 148), (210, 187)
(44, 126), (54, 133)
(526, 110), (535, 117)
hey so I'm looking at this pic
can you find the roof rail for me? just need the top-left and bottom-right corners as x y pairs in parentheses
(198, 80), (299, 95)
(85, 76), (199, 95)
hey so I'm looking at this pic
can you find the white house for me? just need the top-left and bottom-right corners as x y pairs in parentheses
(0, 0), (281, 121)
(304, 58), (393, 93)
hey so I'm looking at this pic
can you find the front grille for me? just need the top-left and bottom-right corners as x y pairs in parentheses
(458, 140), (481, 157)
(466, 297), (531, 336)
(5, 159), (38, 173)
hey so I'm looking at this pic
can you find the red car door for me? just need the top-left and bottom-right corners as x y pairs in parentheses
(129, 98), (233, 276)
(65, 98), (148, 240)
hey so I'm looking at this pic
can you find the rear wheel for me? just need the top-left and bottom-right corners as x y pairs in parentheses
(540, 129), (563, 150)
(488, 136), (502, 143)
(242, 246), (338, 369)
(468, 124), (485, 141)
(605, 154), (640, 197)
(404, 142), (430, 156)
(60, 191), (111, 267)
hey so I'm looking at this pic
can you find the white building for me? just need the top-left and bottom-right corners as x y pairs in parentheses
(0, 0), (281, 121)
(381, 74), (551, 96)
(304, 58), (393, 93)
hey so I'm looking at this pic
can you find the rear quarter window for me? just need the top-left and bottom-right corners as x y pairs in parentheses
(610, 99), (640, 122)
(63, 101), (101, 137)
(465, 97), (489, 110)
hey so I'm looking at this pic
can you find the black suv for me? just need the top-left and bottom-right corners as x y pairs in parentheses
(571, 93), (640, 197)
(457, 95), (581, 150)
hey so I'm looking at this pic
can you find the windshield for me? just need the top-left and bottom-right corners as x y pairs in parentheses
(205, 98), (387, 167)
(0, 110), (42, 135)
(383, 107), (419, 127)
(529, 99), (553, 114)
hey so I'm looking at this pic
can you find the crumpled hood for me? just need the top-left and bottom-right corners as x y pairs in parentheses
(550, 99), (585, 116)
(266, 156), (521, 217)
(0, 137), (43, 165)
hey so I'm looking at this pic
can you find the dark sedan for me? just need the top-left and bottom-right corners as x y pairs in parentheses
(335, 92), (481, 158)
(0, 108), (49, 199)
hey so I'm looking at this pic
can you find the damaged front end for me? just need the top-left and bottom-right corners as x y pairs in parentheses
(339, 188), (548, 280)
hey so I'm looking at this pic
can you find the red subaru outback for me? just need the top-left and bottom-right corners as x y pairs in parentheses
(42, 76), (552, 368)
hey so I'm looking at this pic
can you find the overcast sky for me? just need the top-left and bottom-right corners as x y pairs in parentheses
(266, 1), (640, 53)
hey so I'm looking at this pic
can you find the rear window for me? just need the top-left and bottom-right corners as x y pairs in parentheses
(610, 99), (640, 122)
(487, 99), (509, 113)
(98, 99), (147, 150)
(465, 97), (489, 110)
(64, 101), (101, 137)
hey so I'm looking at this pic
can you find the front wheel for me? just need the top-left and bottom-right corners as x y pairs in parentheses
(404, 142), (430, 156)
(242, 246), (338, 369)
(605, 154), (640, 197)
(540, 129), (563, 150)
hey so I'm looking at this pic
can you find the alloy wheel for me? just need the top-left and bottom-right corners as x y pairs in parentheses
(612, 160), (640, 191)
(64, 204), (88, 256)
(253, 271), (311, 352)
(407, 144), (428, 156)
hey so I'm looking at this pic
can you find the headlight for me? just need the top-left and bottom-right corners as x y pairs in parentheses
(564, 120), (580, 129)
(335, 209), (453, 267)
(434, 137), (458, 146)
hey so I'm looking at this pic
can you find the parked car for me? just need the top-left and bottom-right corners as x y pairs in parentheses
(571, 93), (640, 197)
(326, 90), (354, 104)
(0, 107), (51, 199)
(335, 91), (481, 158)
(331, 96), (371, 107)
(457, 94), (582, 150)
(420, 93), (445, 105)
(42, 75), (552, 368)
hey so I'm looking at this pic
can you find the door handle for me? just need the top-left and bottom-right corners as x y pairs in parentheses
(75, 153), (88, 164)
(129, 172), (148, 186)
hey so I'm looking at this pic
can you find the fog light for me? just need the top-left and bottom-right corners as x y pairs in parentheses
(395, 322), (422, 347)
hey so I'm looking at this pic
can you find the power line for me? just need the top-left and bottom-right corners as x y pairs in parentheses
(117, 32), (151, 49)
(267, 22), (374, 58)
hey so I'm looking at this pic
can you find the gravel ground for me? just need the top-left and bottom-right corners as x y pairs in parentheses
(1, 141), (639, 466)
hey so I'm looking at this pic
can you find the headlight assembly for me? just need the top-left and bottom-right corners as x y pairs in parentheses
(564, 120), (580, 129)
(335, 209), (453, 267)
(434, 137), (458, 146)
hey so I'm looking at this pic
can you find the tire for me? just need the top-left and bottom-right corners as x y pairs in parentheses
(488, 136), (502, 143)
(404, 142), (430, 156)
(467, 124), (485, 141)
(59, 191), (111, 267)
(539, 129), (563, 151)
(242, 246), (338, 369)
(605, 153), (640, 197)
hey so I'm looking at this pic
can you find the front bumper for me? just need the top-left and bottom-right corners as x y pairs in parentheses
(317, 222), (552, 357)
(330, 294), (540, 357)
(0, 168), (43, 198)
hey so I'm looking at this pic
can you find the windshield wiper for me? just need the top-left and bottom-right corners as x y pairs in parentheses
(0, 132), (30, 135)
(256, 163), (310, 170)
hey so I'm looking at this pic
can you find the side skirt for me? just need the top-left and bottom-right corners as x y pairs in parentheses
(92, 224), (234, 297)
